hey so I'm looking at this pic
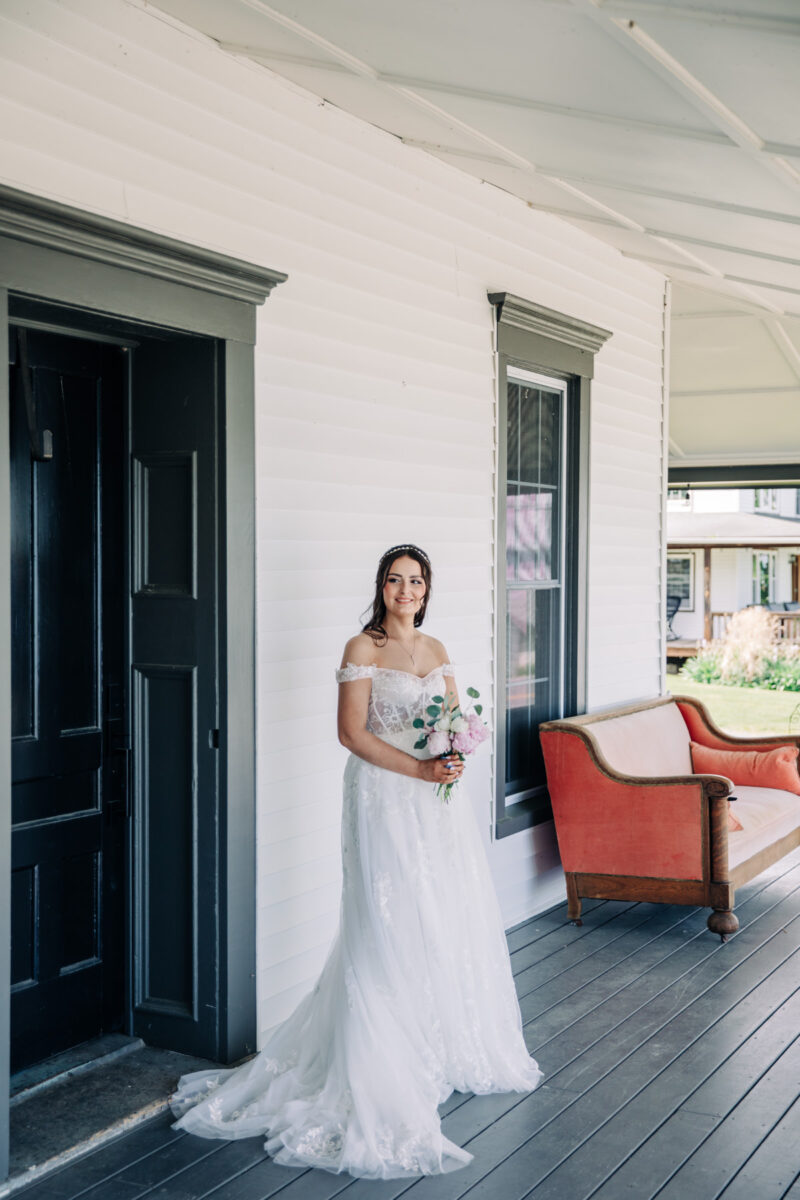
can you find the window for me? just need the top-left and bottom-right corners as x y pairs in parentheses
(667, 489), (692, 510)
(504, 368), (567, 810)
(490, 291), (611, 837)
(667, 554), (695, 611)
(752, 551), (777, 604)
(795, 489), (800, 517)
(754, 488), (777, 511)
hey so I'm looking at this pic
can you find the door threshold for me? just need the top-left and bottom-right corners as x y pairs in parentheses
(10, 1034), (143, 1105)
(5, 1045), (218, 1196)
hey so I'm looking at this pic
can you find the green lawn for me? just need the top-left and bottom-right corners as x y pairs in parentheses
(665, 673), (800, 736)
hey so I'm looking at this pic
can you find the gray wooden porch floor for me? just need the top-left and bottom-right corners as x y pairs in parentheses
(17, 847), (800, 1200)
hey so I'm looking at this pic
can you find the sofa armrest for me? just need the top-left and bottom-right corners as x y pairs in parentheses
(540, 726), (730, 882)
(675, 694), (800, 754)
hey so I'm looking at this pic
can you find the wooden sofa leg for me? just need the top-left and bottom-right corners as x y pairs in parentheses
(566, 873), (582, 926)
(707, 908), (739, 942)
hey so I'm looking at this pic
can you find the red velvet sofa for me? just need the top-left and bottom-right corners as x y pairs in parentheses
(539, 695), (800, 938)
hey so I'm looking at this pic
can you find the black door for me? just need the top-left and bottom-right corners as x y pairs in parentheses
(9, 328), (127, 1073)
(130, 335), (221, 1058)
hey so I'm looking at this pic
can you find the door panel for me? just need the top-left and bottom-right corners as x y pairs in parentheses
(131, 337), (220, 1057)
(9, 330), (126, 1071)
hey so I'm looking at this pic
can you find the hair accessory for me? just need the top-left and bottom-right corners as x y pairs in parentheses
(382, 543), (430, 564)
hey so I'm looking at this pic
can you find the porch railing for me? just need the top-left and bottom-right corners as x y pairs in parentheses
(711, 610), (800, 642)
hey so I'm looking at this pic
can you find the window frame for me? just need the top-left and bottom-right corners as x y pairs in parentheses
(752, 550), (777, 604)
(667, 552), (696, 612)
(490, 293), (611, 839)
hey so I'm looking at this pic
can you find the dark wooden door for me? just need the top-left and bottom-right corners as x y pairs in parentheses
(9, 328), (127, 1073)
(130, 336), (221, 1058)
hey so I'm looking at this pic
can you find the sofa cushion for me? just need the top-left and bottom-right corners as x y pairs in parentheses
(588, 702), (692, 778)
(727, 786), (800, 870)
(690, 741), (800, 796)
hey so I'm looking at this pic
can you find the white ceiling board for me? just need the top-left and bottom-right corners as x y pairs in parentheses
(559, 217), (699, 269)
(677, 243), (800, 294)
(420, 158), (616, 221)
(144, 0), (349, 65)
(670, 284), (761, 317)
(258, 0), (724, 131)
(407, 91), (800, 213)
(239, 58), (505, 153)
(613, 0), (800, 19)
(670, 315), (798, 391)
(633, 15), (800, 149)
(670, 391), (800, 460)
(563, 182), (800, 260)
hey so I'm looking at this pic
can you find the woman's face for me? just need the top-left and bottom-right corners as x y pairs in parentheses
(382, 555), (426, 619)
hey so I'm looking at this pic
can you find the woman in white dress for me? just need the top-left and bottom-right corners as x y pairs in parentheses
(170, 544), (542, 1178)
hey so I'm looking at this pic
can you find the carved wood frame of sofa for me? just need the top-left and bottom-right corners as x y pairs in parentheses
(539, 695), (800, 940)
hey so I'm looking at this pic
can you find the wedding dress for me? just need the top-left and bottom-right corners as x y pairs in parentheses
(170, 663), (543, 1178)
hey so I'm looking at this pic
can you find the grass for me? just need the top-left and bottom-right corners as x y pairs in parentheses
(665, 673), (800, 736)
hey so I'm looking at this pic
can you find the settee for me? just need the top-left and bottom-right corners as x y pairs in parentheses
(539, 695), (800, 939)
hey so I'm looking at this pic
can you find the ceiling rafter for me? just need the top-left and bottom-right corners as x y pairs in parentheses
(761, 317), (800, 382)
(596, 2), (800, 38)
(220, 41), (800, 163)
(537, 170), (800, 226)
(569, 0), (800, 198)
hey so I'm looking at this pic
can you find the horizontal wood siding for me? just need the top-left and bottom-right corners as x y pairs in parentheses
(0, 0), (668, 1039)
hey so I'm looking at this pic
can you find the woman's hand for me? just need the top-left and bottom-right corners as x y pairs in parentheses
(417, 754), (465, 784)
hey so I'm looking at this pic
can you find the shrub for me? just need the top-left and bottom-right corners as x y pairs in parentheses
(678, 607), (800, 692)
(681, 649), (723, 685)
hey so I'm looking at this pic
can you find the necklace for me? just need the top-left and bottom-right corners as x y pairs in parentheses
(393, 633), (418, 668)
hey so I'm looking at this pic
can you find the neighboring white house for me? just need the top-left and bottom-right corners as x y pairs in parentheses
(667, 488), (800, 643)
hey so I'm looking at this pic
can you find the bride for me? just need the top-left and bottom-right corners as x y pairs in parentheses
(170, 543), (543, 1178)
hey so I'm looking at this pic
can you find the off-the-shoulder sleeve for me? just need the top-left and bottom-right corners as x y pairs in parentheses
(335, 662), (376, 683)
(441, 663), (456, 677)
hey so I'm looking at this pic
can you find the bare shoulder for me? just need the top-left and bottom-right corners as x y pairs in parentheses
(420, 634), (450, 666)
(340, 632), (378, 669)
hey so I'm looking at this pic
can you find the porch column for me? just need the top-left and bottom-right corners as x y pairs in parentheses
(704, 547), (712, 641)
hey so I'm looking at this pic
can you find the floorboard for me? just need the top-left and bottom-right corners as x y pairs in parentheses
(13, 848), (800, 1200)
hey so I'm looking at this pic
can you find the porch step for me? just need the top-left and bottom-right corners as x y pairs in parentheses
(4, 1044), (218, 1197)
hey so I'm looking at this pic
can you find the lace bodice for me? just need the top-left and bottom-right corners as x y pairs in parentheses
(336, 663), (455, 755)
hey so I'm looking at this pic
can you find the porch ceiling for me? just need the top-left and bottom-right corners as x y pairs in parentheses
(151, 0), (800, 471)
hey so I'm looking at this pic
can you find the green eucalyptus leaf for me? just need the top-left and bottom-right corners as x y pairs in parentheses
(412, 718), (425, 728)
(431, 695), (444, 703)
(426, 705), (440, 717)
(413, 737), (428, 749)
(466, 686), (479, 698)
(474, 704), (483, 715)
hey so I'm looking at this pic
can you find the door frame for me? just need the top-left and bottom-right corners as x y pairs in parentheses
(0, 184), (286, 1179)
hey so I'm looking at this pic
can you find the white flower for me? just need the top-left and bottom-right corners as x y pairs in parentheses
(435, 715), (451, 732)
(450, 716), (468, 733)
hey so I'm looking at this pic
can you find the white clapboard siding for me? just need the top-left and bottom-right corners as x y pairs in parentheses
(0, 0), (669, 1041)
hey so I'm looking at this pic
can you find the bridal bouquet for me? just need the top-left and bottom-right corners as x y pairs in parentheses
(413, 687), (490, 802)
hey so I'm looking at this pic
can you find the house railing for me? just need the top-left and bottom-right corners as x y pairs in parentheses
(711, 610), (800, 641)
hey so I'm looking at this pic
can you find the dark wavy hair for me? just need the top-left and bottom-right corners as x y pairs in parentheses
(361, 544), (433, 645)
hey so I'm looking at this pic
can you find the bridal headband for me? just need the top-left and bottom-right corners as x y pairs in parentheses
(381, 543), (430, 565)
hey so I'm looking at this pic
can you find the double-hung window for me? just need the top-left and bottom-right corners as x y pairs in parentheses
(491, 293), (611, 838)
(503, 368), (567, 811)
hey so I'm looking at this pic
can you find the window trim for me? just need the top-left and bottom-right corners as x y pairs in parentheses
(490, 293), (611, 840)
(752, 549), (778, 604)
(667, 551), (696, 612)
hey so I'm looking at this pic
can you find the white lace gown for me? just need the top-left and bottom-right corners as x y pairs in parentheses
(170, 663), (543, 1178)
